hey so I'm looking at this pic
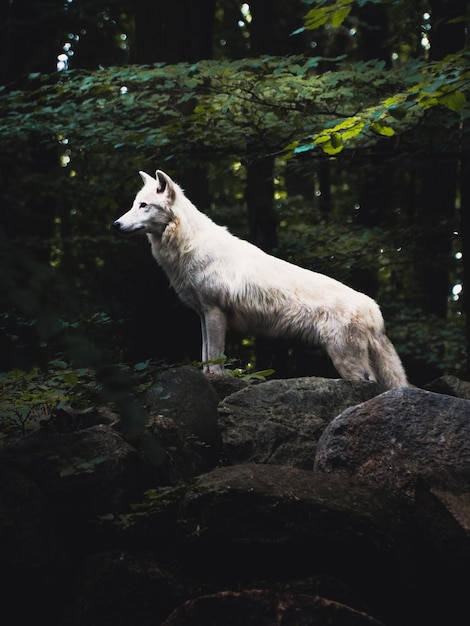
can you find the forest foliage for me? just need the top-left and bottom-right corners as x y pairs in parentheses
(1, 40), (469, 162)
(1, 0), (469, 433)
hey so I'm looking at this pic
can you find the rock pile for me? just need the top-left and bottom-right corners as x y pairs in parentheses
(1, 367), (469, 625)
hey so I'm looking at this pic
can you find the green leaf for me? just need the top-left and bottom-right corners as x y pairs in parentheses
(331, 6), (352, 27)
(304, 7), (330, 30)
(62, 372), (79, 386)
(417, 94), (439, 109)
(134, 360), (150, 371)
(370, 122), (395, 137)
(322, 140), (344, 155)
(341, 120), (364, 140)
(438, 91), (466, 112)
(293, 142), (316, 154)
(50, 359), (68, 369)
(303, 1), (353, 30)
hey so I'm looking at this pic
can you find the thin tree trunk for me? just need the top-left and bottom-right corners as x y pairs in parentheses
(243, 0), (286, 371)
(406, 0), (467, 319)
(461, 156), (470, 378)
(429, 0), (467, 59)
(0, 0), (62, 261)
(133, 0), (215, 64)
(245, 157), (277, 250)
(1, 0), (61, 83)
(409, 158), (455, 319)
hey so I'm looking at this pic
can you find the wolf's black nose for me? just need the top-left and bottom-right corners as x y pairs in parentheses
(113, 220), (122, 231)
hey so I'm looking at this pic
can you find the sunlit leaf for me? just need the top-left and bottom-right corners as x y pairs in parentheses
(62, 372), (79, 386)
(331, 6), (352, 27)
(342, 122), (364, 140)
(370, 121), (395, 137)
(438, 91), (466, 112)
(303, 7), (330, 30)
(322, 140), (344, 155)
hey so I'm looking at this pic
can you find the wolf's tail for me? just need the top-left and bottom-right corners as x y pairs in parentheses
(369, 332), (408, 389)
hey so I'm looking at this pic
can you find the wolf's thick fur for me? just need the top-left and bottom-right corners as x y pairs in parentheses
(113, 170), (408, 389)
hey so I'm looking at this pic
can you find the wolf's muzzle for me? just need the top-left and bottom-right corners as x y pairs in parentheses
(113, 220), (146, 236)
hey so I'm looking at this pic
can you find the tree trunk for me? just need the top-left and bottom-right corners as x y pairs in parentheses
(409, 158), (455, 319)
(406, 0), (468, 320)
(132, 0), (215, 202)
(0, 0), (63, 261)
(243, 0), (288, 250)
(245, 158), (277, 251)
(0, 0), (61, 83)
(133, 0), (215, 64)
(461, 156), (470, 378)
(243, 0), (285, 371)
(429, 0), (467, 60)
(356, 3), (392, 68)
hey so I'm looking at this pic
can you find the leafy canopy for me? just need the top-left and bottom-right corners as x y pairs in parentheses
(1, 49), (469, 167)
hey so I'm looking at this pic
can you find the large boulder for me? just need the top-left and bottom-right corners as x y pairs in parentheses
(162, 589), (384, 626)
(3, 424), (150, 520)
(144, 366), (224, 483)
(64, 550), (199, 626)
(218, 377), (384, 468)
(0, 469), (63, 623)
(176, 463), (415, 622)
(314, 387), (470, 496)
(425, 374), (470, 399)
(413, 468), (470, 567)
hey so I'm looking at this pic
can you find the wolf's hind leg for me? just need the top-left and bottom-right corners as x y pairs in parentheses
(326, 338), (376, 383)
(369, 333), (408, 388)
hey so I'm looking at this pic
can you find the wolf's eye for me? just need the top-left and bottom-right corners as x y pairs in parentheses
(139, 202), (148, 208)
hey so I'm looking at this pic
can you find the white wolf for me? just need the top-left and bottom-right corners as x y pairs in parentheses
(113, 169), (408, 389)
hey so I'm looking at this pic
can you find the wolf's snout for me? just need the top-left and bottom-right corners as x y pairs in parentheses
(113, 219), (146, 236)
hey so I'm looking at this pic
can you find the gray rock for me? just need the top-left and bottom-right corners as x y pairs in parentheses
(0, 468), (59, 571)
(218, 377), (384, 469)
(0, 468), (63, 622)
(414, 468), (470, 564)
(177, 464), (409, 593)
(144, 366), (224, 482)
(314, 387), (470, 496)
(4, 424), (149, 517)
(146, 366), (222, 451)
(66, 550), (198, 626)
(162, 589), (384, 626)
(425, 374), (470, 400)
(209, 375), (250, 401)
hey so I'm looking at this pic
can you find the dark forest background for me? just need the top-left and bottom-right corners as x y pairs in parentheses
(1, 0), (470, 431)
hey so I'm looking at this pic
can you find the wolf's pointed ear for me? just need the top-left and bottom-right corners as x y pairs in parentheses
(155, 170), (176, 202)
(139, 171), (155, 185)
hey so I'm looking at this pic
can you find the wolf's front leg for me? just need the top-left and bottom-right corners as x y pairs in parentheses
(201, 307), (227, 376)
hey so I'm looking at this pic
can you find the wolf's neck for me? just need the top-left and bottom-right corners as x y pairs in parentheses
(147, 198), (216, 266)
